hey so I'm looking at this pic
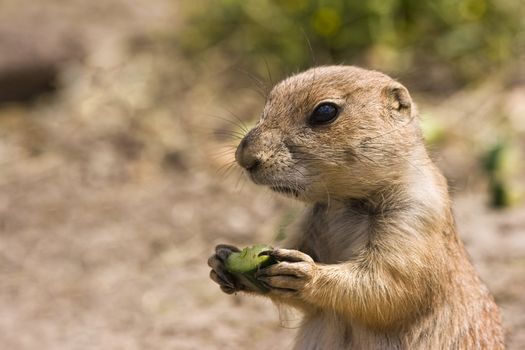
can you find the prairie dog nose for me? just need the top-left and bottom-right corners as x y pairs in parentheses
(235, 134), (261, 171)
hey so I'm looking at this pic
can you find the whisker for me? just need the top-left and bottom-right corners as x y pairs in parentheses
(264, 58), (274, 87)
(212, 130), (245, 140)
(216, 161), (237, 178)
(234, 169), (247, 191)
(222, 107), (251, 134)
(206, 114), (250, 137)
(300, 26), (317, 67)
(234, 67), (269, 98)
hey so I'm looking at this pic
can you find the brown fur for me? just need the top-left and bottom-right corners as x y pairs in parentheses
(208, 66), (504, 349)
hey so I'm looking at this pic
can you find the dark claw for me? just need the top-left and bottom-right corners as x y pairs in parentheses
(218, 272), (235, 289)
(208, 250), (238, 290)
(207, 255), (216, 268)
(216, 249), (231, 262)
(210, 270), (234, 289)
(215, 244), (241, 253)
(254, 267), (273, 278)
(257, 279), (272, 291)
(215, 244), (239, 262)
(217, 266), (236, 288)
(220, 285), (236, 294)
(263, 248), (313, 263)
(257, 248), (276, 258)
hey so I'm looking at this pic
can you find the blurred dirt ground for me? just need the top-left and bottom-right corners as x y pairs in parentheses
(0, 1), (524, 349)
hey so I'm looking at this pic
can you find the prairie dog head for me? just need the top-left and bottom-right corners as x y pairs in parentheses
(235, 66), (425, 203)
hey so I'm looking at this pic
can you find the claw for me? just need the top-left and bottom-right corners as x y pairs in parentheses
(216, 249), (230, 262)
(257, 279), (272, 291)
(266, 248), (314, 263)
(258, 250), (272, 257)
(208, 253), (237, 289)
(210, 270), (233, 288)
(210, 270), (235, 289)
(215, 244), (241, 253)
(220, 285), (236, 294)
(215, 244), (240, 262)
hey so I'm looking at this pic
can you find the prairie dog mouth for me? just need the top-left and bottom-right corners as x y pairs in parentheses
(270, 185), (301, 197)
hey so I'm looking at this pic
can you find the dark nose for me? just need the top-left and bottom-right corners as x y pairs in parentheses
(235, 134), (261, 171)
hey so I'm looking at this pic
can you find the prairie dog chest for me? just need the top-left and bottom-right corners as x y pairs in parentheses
(304, 203), (372, 264)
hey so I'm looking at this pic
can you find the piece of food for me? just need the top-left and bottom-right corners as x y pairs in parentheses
(225, 245), (277, 293)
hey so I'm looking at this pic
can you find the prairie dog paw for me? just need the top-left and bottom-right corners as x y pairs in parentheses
(208, 244), (241, 294)
(256, 249), (317, 298)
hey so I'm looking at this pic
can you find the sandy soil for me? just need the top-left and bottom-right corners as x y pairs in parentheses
(0, 155), (524, 349)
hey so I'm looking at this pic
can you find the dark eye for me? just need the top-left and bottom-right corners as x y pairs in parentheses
(309, 103), (339, 125)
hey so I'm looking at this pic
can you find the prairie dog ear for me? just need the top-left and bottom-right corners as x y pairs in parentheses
(382, 83), (412, 118)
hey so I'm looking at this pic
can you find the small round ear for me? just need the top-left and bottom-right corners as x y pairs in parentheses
(381, 83), (412, 118)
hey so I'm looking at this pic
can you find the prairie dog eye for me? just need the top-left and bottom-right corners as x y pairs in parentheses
(309, 103), (339, 125)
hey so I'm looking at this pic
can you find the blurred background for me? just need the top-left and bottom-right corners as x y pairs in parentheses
(0, 0), (524, 349)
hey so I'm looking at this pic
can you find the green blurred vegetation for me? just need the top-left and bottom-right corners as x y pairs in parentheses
(483, 141), (524, 208)
(179, 0), (524, 89)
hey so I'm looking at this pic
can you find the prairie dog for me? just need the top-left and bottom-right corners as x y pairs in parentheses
(208, 66), (504, 349)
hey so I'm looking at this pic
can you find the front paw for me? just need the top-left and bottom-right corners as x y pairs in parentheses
(208, 244), (242, 294)
(255, 248), (317, 298)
